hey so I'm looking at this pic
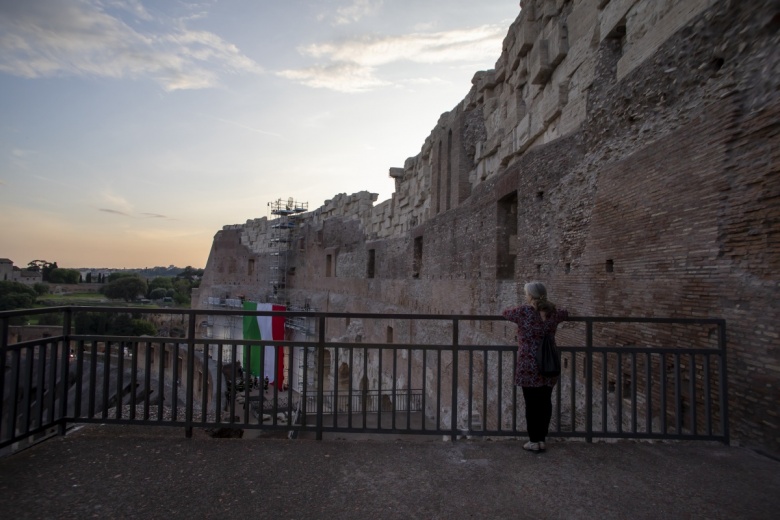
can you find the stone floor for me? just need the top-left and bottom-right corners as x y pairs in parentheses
(1, 425), (779, 519)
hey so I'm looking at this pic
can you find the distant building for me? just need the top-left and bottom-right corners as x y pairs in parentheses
(0, 258), (13, 282)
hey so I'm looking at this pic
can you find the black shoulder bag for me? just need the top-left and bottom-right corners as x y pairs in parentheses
(536, 332), (561, 377)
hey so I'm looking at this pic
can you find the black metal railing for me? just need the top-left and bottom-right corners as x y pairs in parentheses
(0, 307), (728, 450)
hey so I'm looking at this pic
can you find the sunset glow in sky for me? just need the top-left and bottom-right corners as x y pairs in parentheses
(0, 0), (519, 269)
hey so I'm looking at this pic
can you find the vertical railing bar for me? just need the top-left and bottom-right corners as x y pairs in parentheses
(481, 348), (487, 435)
(333, 345), (339, 428)
(116, 340), (124, 421)
(172, 341), (179, 423)
(704, 355), (712, 437)
(102, 340), (111, 420)
(348, 346), (354, 429)
(421, 346), (427, 432)
(436, 346), (442, 433)
(631, 352), (637, 434)
(89, 340), (97, 419)
(229, 344), (237, 424)
(362, 346), (368, 428)
(157, 342), (166, 422)
(601, 351), (607, 435)
(301, 345), (309, 428)
(570, 351), (576, 433)
(20, 346), (34, 435)
(467, 347), (473, 437)
(185, 311), (196, 437)
(58, 309), (72, 434)
(316, 315), (326, 440)
(497, 348), (503, 433)
(34, 342), (47, 430)
(407, 346), (412, 431)
(200, 342), (209, 424)
(130, 341), (139, 421)
(512, 347), (517, 433)
(6, 336), (22, 442)
(0, 316), (7, 440)
(645, 352), (652, 435)
(74, 339), (84, 419)
(243, 342), (251, 427)
(392, 342), (397, 431)
(660, 352), (667, 435)
(674, 352), (681, 435)
(555, 355), (562, 433)
(585, 320), (593, 442)
(689, 353), (696, 437)
(616, 351), (623, 435)
(451, 318), (459, 441)
(47, 340), (59, 427)
(143, 341), (152, 421)
(719, 320), (729, 443)
(215, 344), (223, 425)
(377, 345), (383, 430)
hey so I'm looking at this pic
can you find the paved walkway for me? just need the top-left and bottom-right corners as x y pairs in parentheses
(1, 425), (778, 519)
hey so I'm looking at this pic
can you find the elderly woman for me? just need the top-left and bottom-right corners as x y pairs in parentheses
(503, 281), (568, 452)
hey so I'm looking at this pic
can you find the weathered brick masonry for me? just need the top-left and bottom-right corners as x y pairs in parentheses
(197, 0), (779, 453)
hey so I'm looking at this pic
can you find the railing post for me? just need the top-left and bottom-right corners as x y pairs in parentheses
(185, 310), (196, 439)
(316, 314), (326, 440)
(451, 318), (459, 442)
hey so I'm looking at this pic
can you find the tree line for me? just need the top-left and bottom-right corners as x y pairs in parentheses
(1, 261), (204, 311)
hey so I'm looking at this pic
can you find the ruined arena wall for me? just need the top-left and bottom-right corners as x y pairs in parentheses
(196, 0), (780, 453)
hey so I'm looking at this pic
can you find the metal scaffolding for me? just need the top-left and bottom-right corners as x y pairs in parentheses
(267, 197), (307, 306)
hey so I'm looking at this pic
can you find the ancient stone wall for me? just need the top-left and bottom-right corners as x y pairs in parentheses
(197, 0), (780, 453)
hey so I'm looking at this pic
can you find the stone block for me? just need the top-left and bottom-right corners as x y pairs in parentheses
(543, 81), (569, 124)
(558, 90), (588, 136)
(561, 20), (596, 80)
(530, 39), (551, 85)
(514, 18), (538, 62)
(568, 0), (601, 45)
(541, 0), (558, 21)
(600, 0), (637, 40)
(520, 0), (536, 21)
(618, 0), (716, 81)
(548, 19), (569, 68)
(515, 113), (531, 147)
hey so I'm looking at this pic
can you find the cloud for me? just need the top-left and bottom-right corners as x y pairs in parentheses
(278, 62), (389, 93)
(141, 212), (173, 220)
(0, 0), (262, 91)
(99, 208), (131, 216)
(279, 24), (505, 92)
(332, 0), (383, 26)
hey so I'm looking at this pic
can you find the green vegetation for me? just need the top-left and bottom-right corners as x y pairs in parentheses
(0, 281), (37, 311)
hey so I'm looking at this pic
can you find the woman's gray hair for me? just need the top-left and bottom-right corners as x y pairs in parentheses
(524, 281), (548, 301)
(524, 281), (556, 313)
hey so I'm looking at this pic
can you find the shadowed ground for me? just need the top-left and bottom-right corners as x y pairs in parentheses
(1, 425), (778, 519)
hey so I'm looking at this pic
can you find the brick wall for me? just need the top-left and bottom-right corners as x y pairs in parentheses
(197, 0), (780, 453)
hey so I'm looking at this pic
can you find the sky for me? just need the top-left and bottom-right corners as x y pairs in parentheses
(0, 0), (520, 269)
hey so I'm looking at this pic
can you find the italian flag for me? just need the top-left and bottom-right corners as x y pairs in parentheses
(242, 302), (285, 386)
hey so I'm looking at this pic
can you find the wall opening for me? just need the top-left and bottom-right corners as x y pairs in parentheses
(247, 259), (254, 276)
(326, 254), (333, 277)
(367, 249), (375, 278)
(413, 236), (423, 278)
(446, 130), (453, 211)
(386, 326), (394, 344)
(606, 259), (614, 273)
(435, 141), (442, 214)
(497, 191), (518, 279)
